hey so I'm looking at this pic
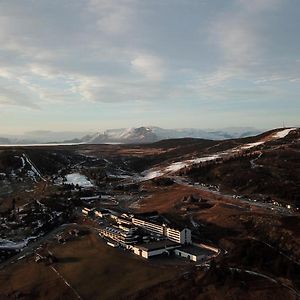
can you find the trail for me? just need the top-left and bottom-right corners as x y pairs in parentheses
(229, 267), (300, 298)
(250, 152), (263, 169)
(50, 265), (82, 299)
(23, 153), (46, 181)
(248, 237), (300, 267)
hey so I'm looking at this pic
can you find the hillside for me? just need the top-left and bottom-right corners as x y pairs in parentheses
(1, 127), (300, 300)
(183, 128), (300, 206)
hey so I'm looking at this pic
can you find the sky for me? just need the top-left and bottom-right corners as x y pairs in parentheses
(0, 0), (299, 134)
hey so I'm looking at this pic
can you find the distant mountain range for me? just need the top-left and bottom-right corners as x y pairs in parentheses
(79, 126), (264, 144)
(0, 126), (264, 145)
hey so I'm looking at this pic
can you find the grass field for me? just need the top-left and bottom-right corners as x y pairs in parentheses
(0, 258), (75, 299)
(0, 228), (179, 300)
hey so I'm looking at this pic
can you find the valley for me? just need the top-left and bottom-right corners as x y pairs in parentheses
(0, 127), (299, 299)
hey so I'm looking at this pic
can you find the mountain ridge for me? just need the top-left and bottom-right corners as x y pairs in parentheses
(81, 126), (264, 144)
(0, 126), (267, 145)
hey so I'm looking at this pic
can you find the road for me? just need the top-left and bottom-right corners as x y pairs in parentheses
(228, 267), (300, 298)
(0, 223), (77, 270)
(173, 176), (296, 216)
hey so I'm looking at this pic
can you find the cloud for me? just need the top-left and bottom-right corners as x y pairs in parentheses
(197, 68), (238, 87)
(131, 54), (165, 81)
(211, 17), (259, 68)
(237, 0), (282, 12)
(0, 0), (169, 107)
(0, 86), (39, 109)
(28, 63), (59, 79)
(0, 0), (298, 128)
(69, 73), (168, 103)
(194, 0), (284, 90)
(87, 0), (137, 35)
(254, 74), (296, 84)
(186, 0), (300, 106)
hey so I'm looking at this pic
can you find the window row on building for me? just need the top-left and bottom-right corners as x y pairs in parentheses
(98, 225), (138, 244)
(132, 217), (191, 244)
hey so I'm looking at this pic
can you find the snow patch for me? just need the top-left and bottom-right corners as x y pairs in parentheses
(165, 162), (187, 173)
(241, 142), (264, 149)
(272, 128), (297, 139)
(0, 142), (84, 147)
(0, 236), (37, 250)
(139, 128), (298, 182)
(23, 154), (45, 181)
(142, 170), (163, 180)
(80, 196), (100, 200)
(65, 173), (94, 187)
(141, 154), (221, 180)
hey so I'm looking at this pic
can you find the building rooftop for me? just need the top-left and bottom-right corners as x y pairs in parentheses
(177, 245), (213, 256)
(135, 240), (180, 251)
(134, 211), (159, 218)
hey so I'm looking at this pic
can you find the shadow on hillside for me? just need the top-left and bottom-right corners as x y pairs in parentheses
(58, 256), (81, 264)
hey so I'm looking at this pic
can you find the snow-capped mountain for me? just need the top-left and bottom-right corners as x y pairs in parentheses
(84, 127), (158, 144)
(85, 126), (263, 144)
(0, 126), (264, 145)
(0, 131), (93, 145)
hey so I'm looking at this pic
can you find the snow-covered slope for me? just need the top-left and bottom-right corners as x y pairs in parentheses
(272, 128), (296, 139)
(141, 127), (298, 180)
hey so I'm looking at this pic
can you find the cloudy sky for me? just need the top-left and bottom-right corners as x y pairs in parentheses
(0, 0), (299, 134)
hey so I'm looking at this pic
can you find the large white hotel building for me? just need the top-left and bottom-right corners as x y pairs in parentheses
(132, 217), (192, 244)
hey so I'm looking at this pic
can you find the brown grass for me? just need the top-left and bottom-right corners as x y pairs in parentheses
(0, 229), (178, 300)
(0, 258), (74, 299)
(136, 183), (256, 215)
(49, 233), (177, 299)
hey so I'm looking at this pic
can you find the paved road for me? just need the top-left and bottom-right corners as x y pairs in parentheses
(0, 223), (77, 270)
